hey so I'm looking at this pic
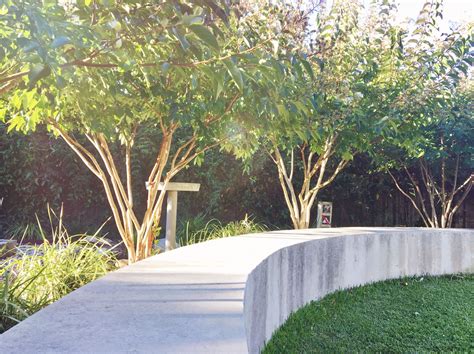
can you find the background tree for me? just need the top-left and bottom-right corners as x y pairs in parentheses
(384, 80), (473, 228)
(374, 1), (473, 228)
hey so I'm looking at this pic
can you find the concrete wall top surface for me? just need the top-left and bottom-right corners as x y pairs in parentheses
(0, 227), (472, 353)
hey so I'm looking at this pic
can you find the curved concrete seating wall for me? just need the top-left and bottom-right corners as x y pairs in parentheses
(244, 229), (473, 352)
(0, 228), (472, 353)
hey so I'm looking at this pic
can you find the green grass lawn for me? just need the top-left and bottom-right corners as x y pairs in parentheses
(263, 274), (474, 353)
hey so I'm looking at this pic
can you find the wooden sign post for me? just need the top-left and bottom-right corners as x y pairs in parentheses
(158, 182), (200, 251)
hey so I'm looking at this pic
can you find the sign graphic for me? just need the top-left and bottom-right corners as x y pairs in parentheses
(322, 215), (330, 225)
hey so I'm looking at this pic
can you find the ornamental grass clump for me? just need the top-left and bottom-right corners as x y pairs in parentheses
(0, 208), (117, 333)
(178, 215), (267, 246)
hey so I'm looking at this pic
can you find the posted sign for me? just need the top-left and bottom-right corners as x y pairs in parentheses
(317, 202), (333, 228)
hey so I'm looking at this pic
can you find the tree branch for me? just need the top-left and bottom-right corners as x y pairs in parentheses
(447, 174), (473, 227)
(389, 170), (431, 227)
(405, 165), (433, 226)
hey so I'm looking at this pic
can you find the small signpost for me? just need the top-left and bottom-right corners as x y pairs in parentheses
(317, 201), (333, 228)
(158, 182), (200, 251)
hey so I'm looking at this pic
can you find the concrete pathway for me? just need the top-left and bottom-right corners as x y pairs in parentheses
(0, 228), (472, 353)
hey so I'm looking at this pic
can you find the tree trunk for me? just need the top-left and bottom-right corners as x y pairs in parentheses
(389, 160), (473, 229)
(51, 123), (218, 263)
(46, 95), (239, 263)
(269, 136), (348, 229)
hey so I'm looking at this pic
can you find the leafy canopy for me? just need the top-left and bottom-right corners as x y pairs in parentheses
(0, 0), (285, 144)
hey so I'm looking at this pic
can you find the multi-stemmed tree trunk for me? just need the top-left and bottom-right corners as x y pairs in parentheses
(389, 157), (473, 228)
(49, 120), (222, 263)
(269, 135), (348, 229)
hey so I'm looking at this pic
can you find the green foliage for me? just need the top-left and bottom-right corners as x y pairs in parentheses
(0, 126), (63, 218)
(394, 79), (472, 166)
(264, 275), (474, 352)
(381, 85), (473, 166)
(0, 0), (283, 140)
(5, 222), (42, 242)
(0, 264), (46, 333)
(0, 208), (117, 333)
(374, 2), (473, 155)
(255, 1), (384, 157)
(255, 0), (473, 161)
(177, 214), (267, 246)
(0, 124), (108, 235)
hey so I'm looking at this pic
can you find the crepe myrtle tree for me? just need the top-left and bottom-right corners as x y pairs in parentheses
(383, 81), (473, 228)
(254, 1), (405, 229)
(0, 0), (285, 262)
(374, 1), (474, 228)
